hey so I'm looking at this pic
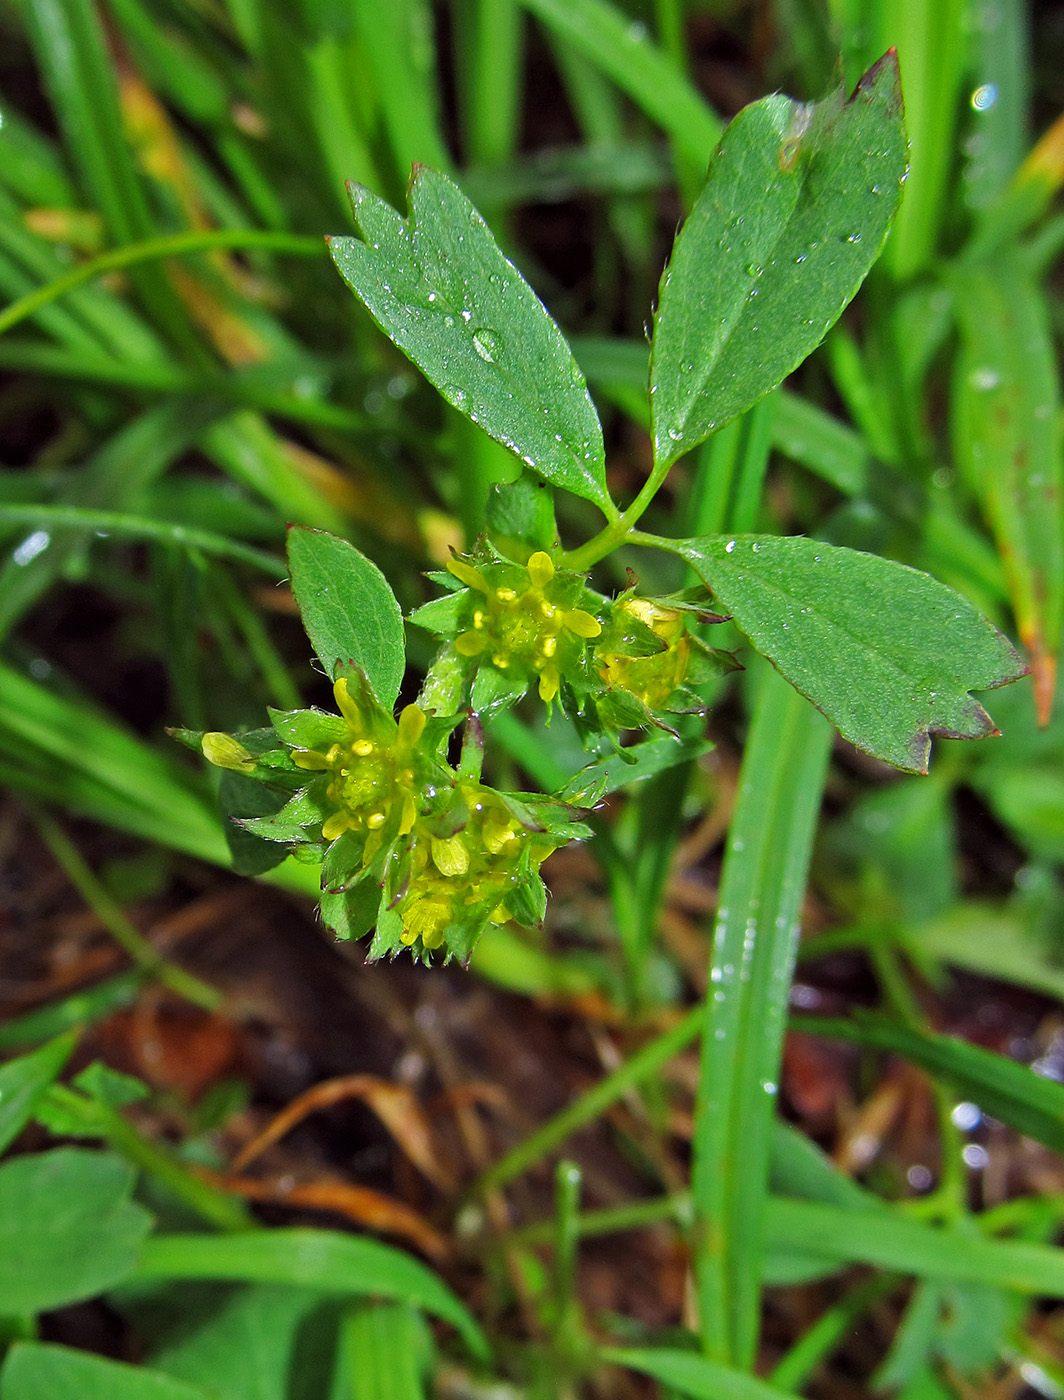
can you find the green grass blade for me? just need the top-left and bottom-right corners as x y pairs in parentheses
(692, 665), (831, 1365)
(134, 1231), (490, 1362)
(339, 1303), (432, 1400)
(475, 1007), (701, 1194)
(516, 0), (722, 168)
(603, 1346), (797, 1400)
(19, 0), (198, 344)
(457, 0), (525, 168)
(0, 504), (285, 577)
(0, 229), (324, 338)
(0, 664), (227, 866)
(797, 1012), (1064, 1154)
(951, 252), (1064, 723)
(834, 0), (967, 279)
(0, 399), (224, 641)
(0, 973), (144, 1054)
(765, 1197), (1064, 1295)
(351, 0), (451, 179)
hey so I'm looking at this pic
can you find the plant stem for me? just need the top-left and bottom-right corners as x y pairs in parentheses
(561, 463), (674, 570)
(472, 1006), (701, 1195)
(769, 1273), (900, 1392)
(31, 807), (222, 1012)
(44, 1085), (252, 1231)
(0, 229), (325, 337)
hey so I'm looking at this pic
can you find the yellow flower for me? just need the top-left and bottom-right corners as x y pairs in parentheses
(597, 597), (691, 709)
(450, 550), (601, 703)
(292, 676), (430, 861)
(396, 785), (560, 950)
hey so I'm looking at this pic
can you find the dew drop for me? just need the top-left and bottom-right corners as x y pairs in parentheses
(724, 539), (736, 553)
(472, 327), (500, 362)
(970, 366), (1000, 391)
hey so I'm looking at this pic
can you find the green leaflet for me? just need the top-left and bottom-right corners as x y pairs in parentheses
(672, 535), (1025, 773)
(0, 1032), (77, 1155)
(286, 526), (406, 706)
(328, 168), (611, 512)
(133, 1230), (489, 1362)
(0, 1150), (151, 1314)
(651, 52), (907, 467)
(0, 1344), (216, 1400)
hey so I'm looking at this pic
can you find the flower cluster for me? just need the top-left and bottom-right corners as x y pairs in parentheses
(193, 667), (588, 962)
(413, 543), (734, 735)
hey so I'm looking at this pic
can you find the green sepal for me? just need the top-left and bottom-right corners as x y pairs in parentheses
(425, 569), (464, 591)
(418, 642), (469, 716)
(509, 791), (593, 844)
(486, 469), (559, 559)
(409, 591), (465, 638)
(239, 778), (332, 841)
(687, 636), (743, 681)
(470, 663), (524, 719)
(218, 771), (293, 877)
(560, 734), (713, 804)
(321, 829), (370, 893)
(267, 707), (349, 749)
(368, 902), (407, 962)
(167, 726), (204, 754)
(596, 606), (667, 660)
(321, 877), (382, 943)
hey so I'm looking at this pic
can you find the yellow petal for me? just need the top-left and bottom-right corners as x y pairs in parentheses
(431, 833), (469, 877)
(321, 811), (349, 841)
(399, 794), (417, 836)
(292, 748), (329, 770)
(527, 551), (555, 588)
(447, 557), (489, 592)
(563, 608), (601, 638)
(201, 733), (255, 773)
(538, 665), (559, 703)
(333, 676), (361, 726)
(455, 631), (487, 657)
(482, 818), (518, 855)
(397, 703), (426, 746)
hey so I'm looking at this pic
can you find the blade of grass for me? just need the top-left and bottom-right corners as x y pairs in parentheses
(29, 807), (222, 1012)
(765, 1197), (1064, 1295)
(0, 972), (144, 1053)
(19, 0), (202, 349)
(516, 0), (722, 168)
(473, 1006), (701, 1195)
(457, 0), (525, 169)
(693, 664), (832, 1366)
(0, 504), (285, 578)
(351, 0), (451, 180)
(0, 663), (228, 866)
(602, 1346), (796, 1400)
(0, 1032), (79, 1155)
(40, 1084), (252, 1232)
(134, 1231), (490, 1362)
(768, 1274), (901, 1392)
(795, 1011), (1064, 1155)
(0, 399), (224, 642)
(338, 1302), (431, 1400)
(0, 229), (324, 338)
